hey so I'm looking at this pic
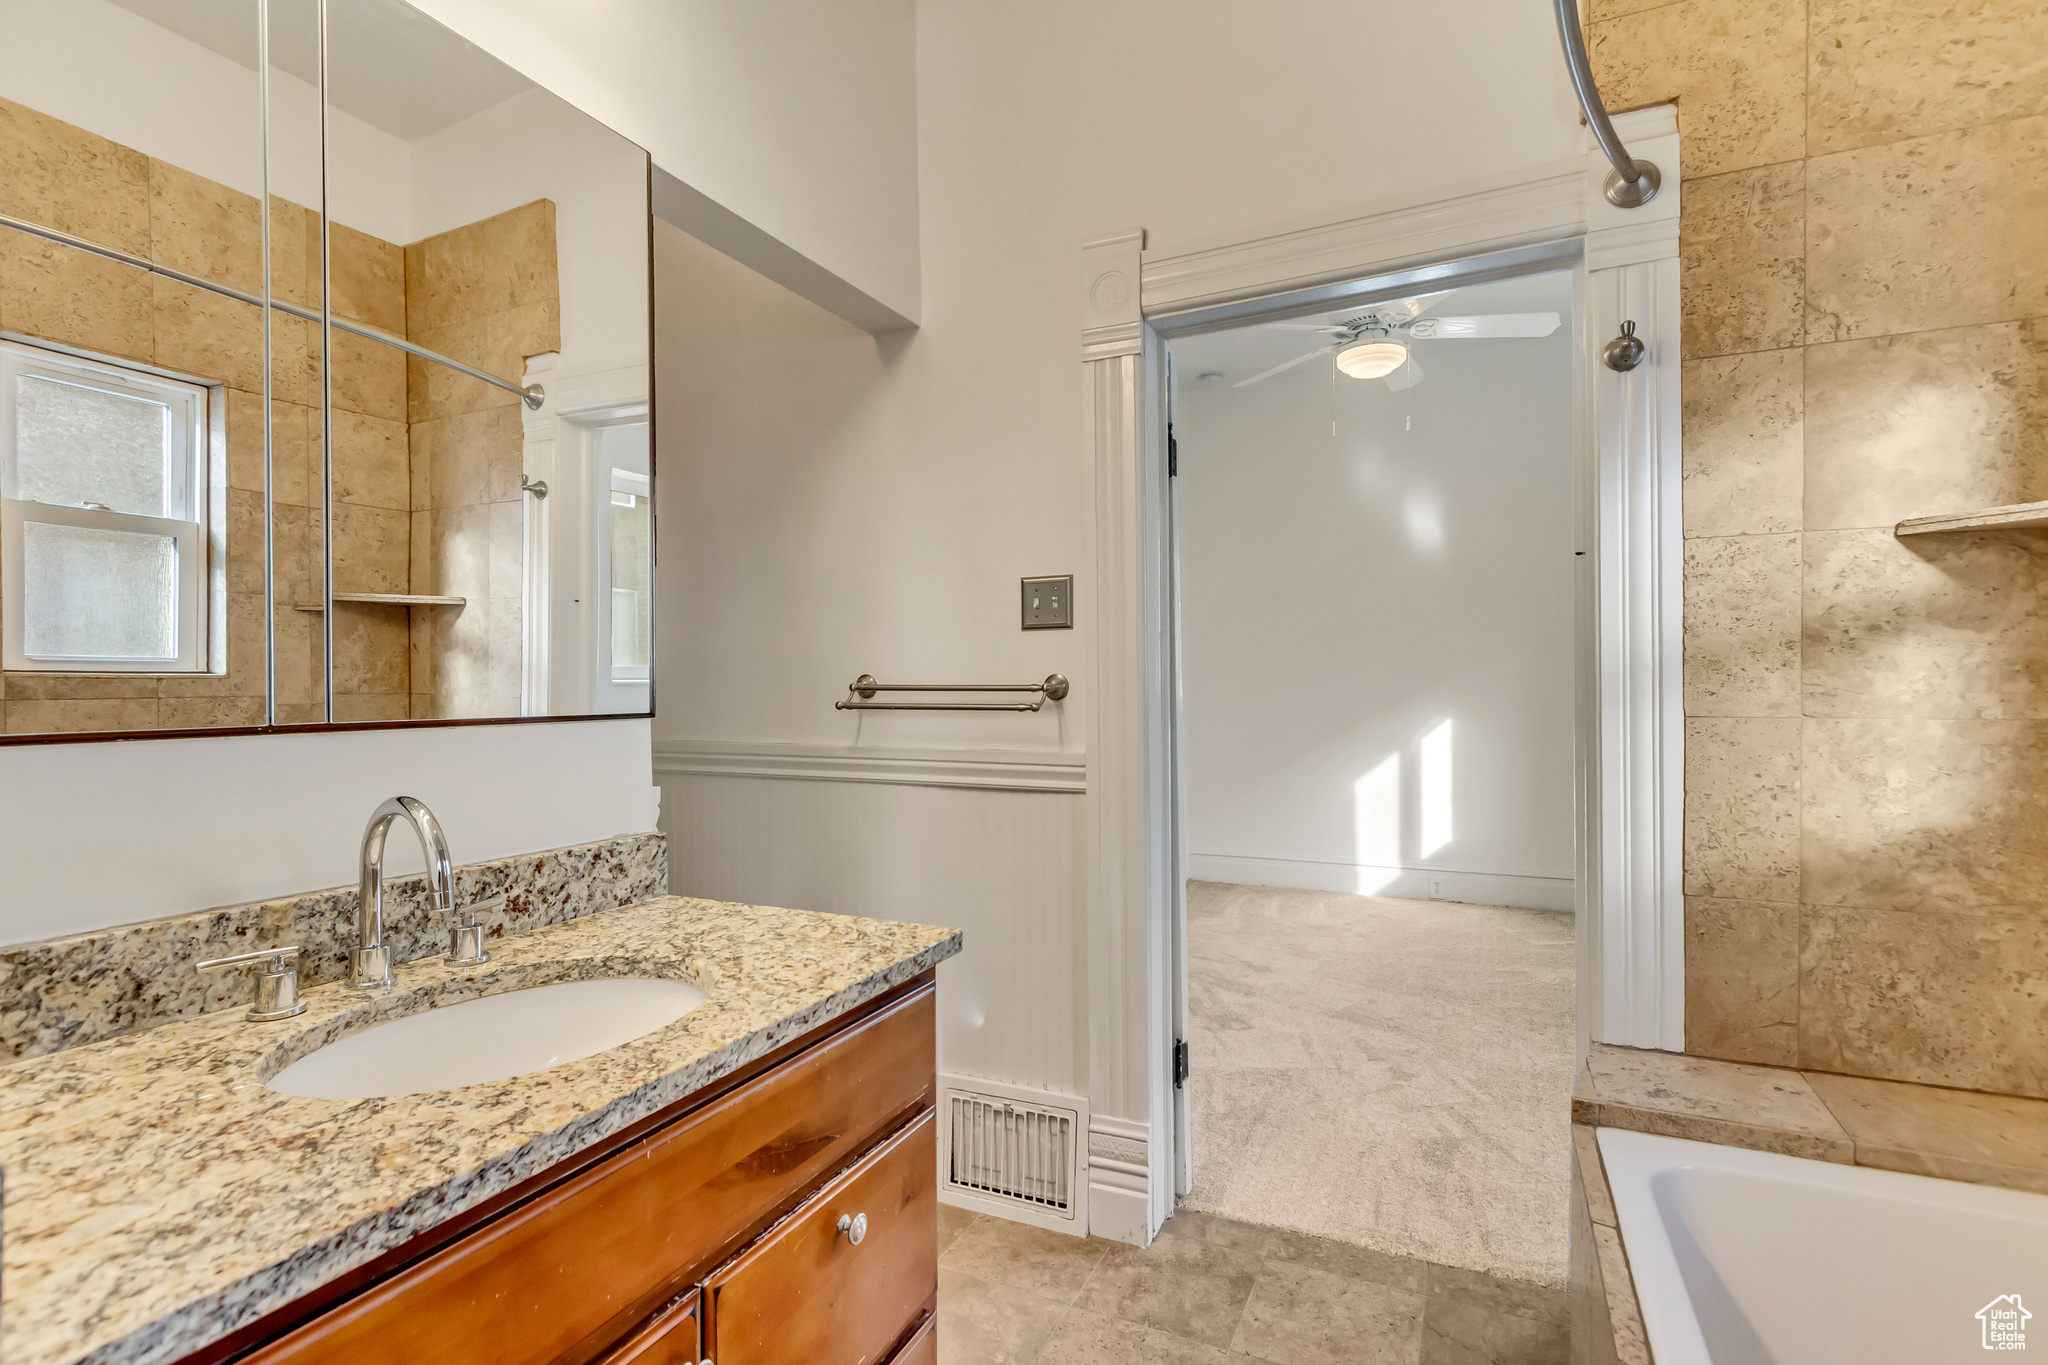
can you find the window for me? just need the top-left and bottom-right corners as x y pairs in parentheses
(0, 341), (210, 673)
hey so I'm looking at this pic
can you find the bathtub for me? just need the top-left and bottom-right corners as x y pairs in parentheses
(1597, 1127), (2048, 1364)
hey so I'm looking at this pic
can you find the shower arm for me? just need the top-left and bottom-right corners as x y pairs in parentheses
(1552, 0), (1661, 208)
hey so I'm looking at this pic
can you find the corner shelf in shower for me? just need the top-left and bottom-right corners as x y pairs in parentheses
(1896, 500), (2048, 538)
(290, 594), (468, 612)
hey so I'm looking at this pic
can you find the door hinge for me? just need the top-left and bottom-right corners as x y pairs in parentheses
(1167, 423), (1178, 478)
(1173, 1039), (1190, 1088)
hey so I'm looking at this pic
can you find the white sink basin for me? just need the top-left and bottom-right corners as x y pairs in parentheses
(267, 978), (709, 1099)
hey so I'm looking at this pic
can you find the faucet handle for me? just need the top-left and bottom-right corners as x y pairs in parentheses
(197, 946), (308, 1021)
(447, 894), (504, 966)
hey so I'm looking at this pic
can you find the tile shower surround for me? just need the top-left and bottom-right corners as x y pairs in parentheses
(0, 829), (667, 1061)
(1588, 0), (2048, 1093)
(0, 93), (559, 730)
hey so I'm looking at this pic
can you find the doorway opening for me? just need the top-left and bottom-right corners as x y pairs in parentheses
(1163, 265), (1581, 1291)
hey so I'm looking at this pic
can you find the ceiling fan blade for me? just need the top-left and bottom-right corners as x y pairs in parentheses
(1407, 312), (1562, 340)
(1232, 346), (1332, 388)
(1383, 354), (1425, 392)
(1374, 291), (1454, 325)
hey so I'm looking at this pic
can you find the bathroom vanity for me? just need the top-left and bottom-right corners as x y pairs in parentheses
(224, 979), (940, 1365)
(0, 882), (960, 1365)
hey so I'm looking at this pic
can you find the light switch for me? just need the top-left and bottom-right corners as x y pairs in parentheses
(1022, 575), (1073, 630)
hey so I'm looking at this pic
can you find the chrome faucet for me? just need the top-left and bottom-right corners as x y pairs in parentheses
(354, 796), (455, 990)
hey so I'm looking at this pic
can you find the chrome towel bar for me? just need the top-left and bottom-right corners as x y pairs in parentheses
(836, 674), (1070, 712)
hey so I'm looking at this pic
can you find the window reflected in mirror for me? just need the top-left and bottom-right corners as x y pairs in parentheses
(0, 0), (267, 734)
(2, 342), (210, 673)
(601, 421), (653, 692)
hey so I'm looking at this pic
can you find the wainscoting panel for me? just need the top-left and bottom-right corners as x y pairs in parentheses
(655, 749), (1088, 1098)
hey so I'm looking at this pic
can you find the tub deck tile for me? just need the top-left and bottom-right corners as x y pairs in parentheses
(1803, 1070), (2048, 1193)
(1572, 1047), (1854, 1162)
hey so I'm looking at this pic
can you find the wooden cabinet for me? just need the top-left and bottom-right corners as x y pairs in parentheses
(592, 1292), (700, 1365)
(221, 977), (937, 1365)
(701, 1110), (937, 1365)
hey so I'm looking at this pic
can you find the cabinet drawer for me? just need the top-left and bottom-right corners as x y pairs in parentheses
(888, 1313), (936, 1365)
(703, 1108), (937, 1365)
(246, 989), (933, 1365)
(593, 1290), (700, 1365)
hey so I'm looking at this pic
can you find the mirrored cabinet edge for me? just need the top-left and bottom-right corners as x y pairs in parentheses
(0, 0), (655, 745)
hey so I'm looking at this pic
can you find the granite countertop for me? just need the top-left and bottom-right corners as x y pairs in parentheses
(0, 896), (962, 1365)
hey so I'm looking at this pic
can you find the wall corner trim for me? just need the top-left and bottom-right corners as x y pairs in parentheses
(653, 166), (918, 335)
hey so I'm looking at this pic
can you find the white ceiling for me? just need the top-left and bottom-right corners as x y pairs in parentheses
(105, 0), (534, 142)
(1170, 270), (1575, 389)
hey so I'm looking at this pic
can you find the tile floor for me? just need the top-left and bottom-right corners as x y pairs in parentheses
(936, 1203), (1570, 1364)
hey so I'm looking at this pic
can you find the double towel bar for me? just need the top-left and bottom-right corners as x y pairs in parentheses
(836, 674), (1070, 712)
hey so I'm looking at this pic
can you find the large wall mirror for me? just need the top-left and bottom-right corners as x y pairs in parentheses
(0, 0), (653, 739)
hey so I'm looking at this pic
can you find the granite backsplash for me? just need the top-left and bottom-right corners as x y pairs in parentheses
(0, 830), (667, 1061)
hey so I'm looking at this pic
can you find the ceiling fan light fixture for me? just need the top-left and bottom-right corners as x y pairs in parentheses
(1335, 340), (1409, 380)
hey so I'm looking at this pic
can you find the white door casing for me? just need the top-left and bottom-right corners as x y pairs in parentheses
(1080, 229), (1176, 1248)
(521, 357), (652, 717)
(1580, 107), (1685, 1052)
(1079, 106), (1683, 1246)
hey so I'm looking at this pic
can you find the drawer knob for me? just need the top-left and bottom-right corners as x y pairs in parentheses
(836, 1212), (868, 1246)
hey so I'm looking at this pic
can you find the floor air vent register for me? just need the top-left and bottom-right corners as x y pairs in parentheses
(938, 1075), (1087, 1234)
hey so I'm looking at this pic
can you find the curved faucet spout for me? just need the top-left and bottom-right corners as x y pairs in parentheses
(353, 796), (454, 989)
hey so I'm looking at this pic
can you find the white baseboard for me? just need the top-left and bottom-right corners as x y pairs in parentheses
(1186, 853), (1576, 913)
(1086, 1181), (1151, 1248)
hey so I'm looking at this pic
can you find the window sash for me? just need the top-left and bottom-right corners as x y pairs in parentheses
(0, 342), (211, 674)
(0, 342), (206, 522)
(606, 461), (651, 685)
(1, 499), (206, 672)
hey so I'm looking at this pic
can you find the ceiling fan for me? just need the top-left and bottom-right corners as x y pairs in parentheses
(1233, 295), (1562, 392)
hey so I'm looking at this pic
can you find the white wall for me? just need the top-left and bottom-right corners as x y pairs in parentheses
(0, 719), (655, 944)
(1171, 272), (1578, 911)
(407, 0), (921, 324)
(0, 0), (414, 244)
(650, 0), (1583, 1134)
(649, 222), (1088, 1094)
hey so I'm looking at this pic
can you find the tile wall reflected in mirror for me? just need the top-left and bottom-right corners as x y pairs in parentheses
(319, 0), (652, 723)
(0, 0), (652, 738)
(0, 0), (269, 734)
(267, 0), (333, 725)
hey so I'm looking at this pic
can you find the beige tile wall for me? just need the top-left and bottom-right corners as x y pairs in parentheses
(404, 201), (559, 720)
(1592, 1), (2048, 1094)
(0, 97), (267, 733)
(327, 218), (413, 723)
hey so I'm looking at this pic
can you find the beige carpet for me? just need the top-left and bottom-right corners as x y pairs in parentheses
(1180, 880), (1577, 1288)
